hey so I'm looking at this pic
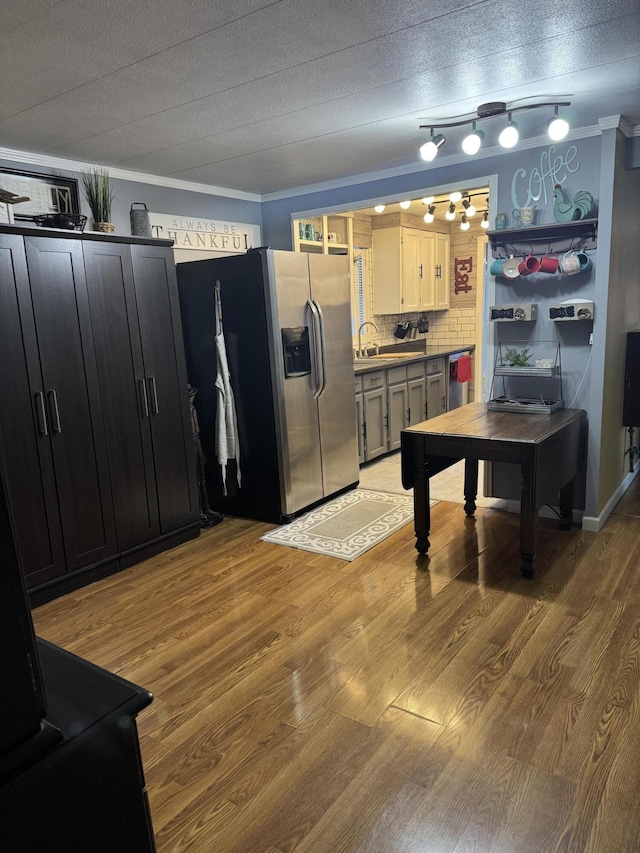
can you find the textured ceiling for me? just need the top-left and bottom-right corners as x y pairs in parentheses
(1, 0), (639, 195)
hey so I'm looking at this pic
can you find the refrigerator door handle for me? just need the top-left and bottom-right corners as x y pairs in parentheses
(306, 299), (323, 399)
(312, 298), (327, 397)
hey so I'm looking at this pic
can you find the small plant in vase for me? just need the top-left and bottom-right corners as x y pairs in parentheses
(81, 168), (114, 232)
(501, 346), (533, 367)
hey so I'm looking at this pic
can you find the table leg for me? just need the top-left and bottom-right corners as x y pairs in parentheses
(520, 462), (537, 578)
(463, 458), (478, 516)
(558, 476), (575, 530)
(413, 458), (431, 554)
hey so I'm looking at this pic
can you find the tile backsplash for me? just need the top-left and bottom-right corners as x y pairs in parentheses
(366, 307), (477, 353)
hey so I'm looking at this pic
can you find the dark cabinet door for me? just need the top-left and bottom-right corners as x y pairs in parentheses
(24, 237), (117, 572)
(0, 234), (66, 587)
(130, 245), (198, 533)
(83, 242), (160, 551)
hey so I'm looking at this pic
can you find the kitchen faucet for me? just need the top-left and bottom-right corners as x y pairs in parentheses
(358, 321), (378, 357)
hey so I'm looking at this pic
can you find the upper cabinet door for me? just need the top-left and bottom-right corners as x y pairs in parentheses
(401, 229), (420, 313)
(130, 245), (198, 533)
(24, 237), (117, 571)
(83, 242), (160, 551)
(0, 234), (66, 587)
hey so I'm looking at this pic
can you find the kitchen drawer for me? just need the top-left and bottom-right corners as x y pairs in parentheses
(407, 361), (425, 380)
(426, 357), (444, 375)
(361, 370), (385, 391)
(386, 365), (407, 385)
(355, 375), (363, 393)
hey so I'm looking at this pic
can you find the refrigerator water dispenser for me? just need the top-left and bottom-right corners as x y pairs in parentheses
(281, 326), (311, 377)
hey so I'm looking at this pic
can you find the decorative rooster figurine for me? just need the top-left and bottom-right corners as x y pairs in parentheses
(553, 184), (593, 222)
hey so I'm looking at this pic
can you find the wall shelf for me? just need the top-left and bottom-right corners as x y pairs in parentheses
(488, 218), (597, 258)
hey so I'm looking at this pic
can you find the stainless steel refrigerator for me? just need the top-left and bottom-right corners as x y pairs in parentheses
(177, 249), (359, 523)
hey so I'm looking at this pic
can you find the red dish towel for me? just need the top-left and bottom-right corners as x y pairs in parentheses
(456, 355), (472, 383)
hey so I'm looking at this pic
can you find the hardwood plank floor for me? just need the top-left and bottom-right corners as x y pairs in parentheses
(32, 480), (640, 852)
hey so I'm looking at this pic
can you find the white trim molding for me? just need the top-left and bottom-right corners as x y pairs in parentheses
(0, 146), (261, 203)
(582, 465), (639, 532)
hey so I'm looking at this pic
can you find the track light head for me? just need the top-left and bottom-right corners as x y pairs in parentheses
(548, 105), (570, 141)
(461, 196), (476, 217)
(445, 202), (456, 221)
(399, 200), (411, 209)
(461, 123), (484, 155)
(374, 204), (386, 213)
(419, 131), (445, 162)
(423, 204), (436, 224)
(499, 113), (519, 148)
(481, 210), (489, 229)
(460, 213), (470, 230)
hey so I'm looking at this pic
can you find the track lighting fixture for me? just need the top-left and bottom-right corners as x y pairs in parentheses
(498, 113), (519, 148)
(460, 213), (470, 231)
(481, 210), (489, 228)
(399, 200), (411, 209)
(423, 204), (436, 224)
(461, 196), (476, 217)
(374, 204), (386, 213)
(418, 100), (570, 160)
(419, 130), (446, 162)
(445, 202), (456, 221)
(461, 122), (484, 155)
(547, 105), (570, 141)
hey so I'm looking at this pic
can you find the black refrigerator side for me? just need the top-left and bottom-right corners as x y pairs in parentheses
(0, 455), (47, 755)
(176, 253), (284, 523)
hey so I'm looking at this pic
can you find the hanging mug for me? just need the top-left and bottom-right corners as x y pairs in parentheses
(518, 254), (540, 276)
(561, 250), (580, 275)
(489, 257), (506, 276)
(539, 252), (559, 274)
(576, 250), (593, 273)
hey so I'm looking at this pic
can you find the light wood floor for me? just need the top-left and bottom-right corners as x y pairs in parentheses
(33, 478), (640, 852)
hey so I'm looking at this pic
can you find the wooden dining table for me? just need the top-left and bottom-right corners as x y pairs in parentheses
(401, 402), (588, 577)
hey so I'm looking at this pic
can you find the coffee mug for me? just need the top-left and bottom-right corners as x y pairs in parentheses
(502, 255), (521, 279)
(298, 224), (306, 239)
(304, 224), (315, 241)
(561, 250), (580, 275)
(513, 206), (536, 226)
(518, 254), (540, 276)
(539, 252), (559, 274)
(495, 212), (508, 230)
(576, 250), (592, 273)
(315, 232), (322, 241)
(327, 232), (341, 243)
(489, 257), (505, 276)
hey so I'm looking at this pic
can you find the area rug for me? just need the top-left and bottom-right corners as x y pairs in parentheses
(260, 489), (417, 561)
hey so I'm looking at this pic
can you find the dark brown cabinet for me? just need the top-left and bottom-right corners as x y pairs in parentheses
(0, 226), (199, 603)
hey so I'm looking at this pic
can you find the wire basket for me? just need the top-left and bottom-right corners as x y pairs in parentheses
(33, 213), (87, 231)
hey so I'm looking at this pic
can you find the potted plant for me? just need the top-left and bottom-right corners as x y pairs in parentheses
(81, 168), (114, 232)
(500, 346), (533, 367)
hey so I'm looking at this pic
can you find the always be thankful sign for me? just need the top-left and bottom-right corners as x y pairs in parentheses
(149, 212), (261, 255)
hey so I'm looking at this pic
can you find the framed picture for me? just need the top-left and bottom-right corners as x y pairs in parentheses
(0, 168), (80, 220)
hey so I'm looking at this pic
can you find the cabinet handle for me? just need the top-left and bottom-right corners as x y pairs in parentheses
(407, 408), (411, 423)
(34, 391), (49, 436)
(441, 395), (446, 411)
(139, 379), (149, 418)
(419, 264), (423, 279)
(48, 389), (62, 434)
(148, 376), (159, 414)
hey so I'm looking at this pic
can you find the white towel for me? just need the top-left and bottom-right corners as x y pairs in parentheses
(214, 281), (241, 494)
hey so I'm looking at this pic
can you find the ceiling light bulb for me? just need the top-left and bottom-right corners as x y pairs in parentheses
(423, 204), (436, 224)
(461, 123), (484, 156)
(445, 202), (456, 220)
(419, 132), (445, 162)
(481, 211), (489, 228)
(374, 204), (386, 213)
(422, 197), (434, 205)
(460, 214), (470, 231)
(466, 202), (476, 216)
(499, 114), (519, 148)
(449, 191), (462, 203)
(548, 107), (569, 141)
(399, 200), (411, 209)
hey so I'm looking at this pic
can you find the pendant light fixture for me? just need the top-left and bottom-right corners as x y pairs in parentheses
(418, 100), (570, 161)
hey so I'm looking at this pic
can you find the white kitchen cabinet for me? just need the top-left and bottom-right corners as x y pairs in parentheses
(372, 227), (449, 314)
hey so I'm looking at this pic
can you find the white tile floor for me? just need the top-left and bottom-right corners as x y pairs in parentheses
(357, 452), (504, 509)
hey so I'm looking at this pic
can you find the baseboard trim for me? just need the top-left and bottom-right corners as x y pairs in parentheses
(582, 465), (639, 532)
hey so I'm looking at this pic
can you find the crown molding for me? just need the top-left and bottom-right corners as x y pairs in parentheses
(261, 124), (603, 202)
(0, 146), (262, 203)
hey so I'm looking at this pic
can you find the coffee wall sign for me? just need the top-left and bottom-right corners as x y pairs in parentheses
(148, 212), (262, 255)
(511, 144), (580, 210)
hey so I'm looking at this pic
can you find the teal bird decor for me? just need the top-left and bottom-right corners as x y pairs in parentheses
(553, 184), (593, 222)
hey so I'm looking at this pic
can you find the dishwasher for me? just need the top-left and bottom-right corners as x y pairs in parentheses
(448, 352), (471, 410)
